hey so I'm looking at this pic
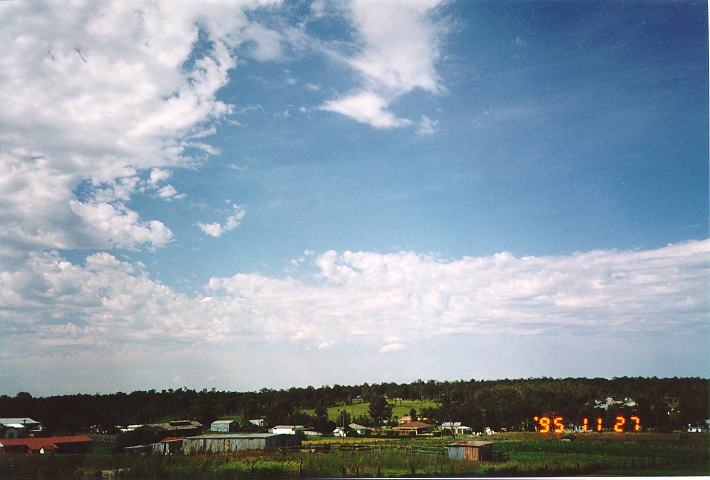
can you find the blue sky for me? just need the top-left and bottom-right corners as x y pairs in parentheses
(0, 0), (707, 395)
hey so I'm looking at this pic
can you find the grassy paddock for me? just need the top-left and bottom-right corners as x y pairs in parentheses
(303, 398), (439, 422)
(0, 432), (706, 478)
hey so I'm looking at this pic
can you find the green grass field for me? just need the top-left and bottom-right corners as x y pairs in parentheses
(303, 398), (439, 422)
(3, 432), (705, 478)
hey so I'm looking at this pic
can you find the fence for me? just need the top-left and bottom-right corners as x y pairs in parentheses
(279, 443), (446, 455)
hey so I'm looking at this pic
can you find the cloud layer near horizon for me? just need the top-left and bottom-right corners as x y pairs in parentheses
(2, 239), (707, 359)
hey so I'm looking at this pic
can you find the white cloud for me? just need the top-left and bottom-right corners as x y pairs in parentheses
(380, 342), (405, 353)
(0, 1), (280, 259)
(242, 22), (285, 61)
(1, 240), (707, 368)
(197, 205), (246, 237)
(417, 115), (438, 135)
(148, 169), (172, 185)
(321, 91), (411, 128)
(347, 0), (443, 95)
(157, 184), (184, 200)
(320, 0), (446, 128)
(197, 223), (225, 238)
(70, 200), (173, 250)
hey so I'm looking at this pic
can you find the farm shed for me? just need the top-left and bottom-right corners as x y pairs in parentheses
(181, 433), (299, 455)
(270, 425), (303, 435)
(447, 441), (493, 461)
(0, 418), (43, 439)
(210, 420), (236, 433)
(0, 435), (92, 454)
(150, 420), (203, 437)
(124, 444), (153, 455)
(249, 419), (266, 427)
(153, 437), (183, 455)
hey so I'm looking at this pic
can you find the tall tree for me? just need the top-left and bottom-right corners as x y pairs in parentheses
(368, 396), (392, 425)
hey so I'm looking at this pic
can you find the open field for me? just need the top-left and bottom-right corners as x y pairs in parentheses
(303, 398), (439, 421)
(0, 432), (706, 478)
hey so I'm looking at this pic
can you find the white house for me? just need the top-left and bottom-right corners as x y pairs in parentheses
(333, 427), (347, 437)
(349, 423), (370, 435)
(270, 425), (303, 435)
(441, 421), (473, 435)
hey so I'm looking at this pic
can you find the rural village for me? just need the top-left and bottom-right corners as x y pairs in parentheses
(0, 378), (708, 477)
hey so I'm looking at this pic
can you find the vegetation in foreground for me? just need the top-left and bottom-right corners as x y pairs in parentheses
(0, 432), (707, 478)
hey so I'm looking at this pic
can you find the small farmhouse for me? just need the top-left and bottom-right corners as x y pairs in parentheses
(0, 418), (43, 439)
(442, 421), (473, 435)
(333, 427), (346, 437)
(348, 423), (370, 435)
(447, 441), (493, 461)
(270, 425), (303, 435)
(393, 421), (432, 435)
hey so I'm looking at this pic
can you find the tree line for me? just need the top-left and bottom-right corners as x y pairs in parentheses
(0, 377), (706, 435)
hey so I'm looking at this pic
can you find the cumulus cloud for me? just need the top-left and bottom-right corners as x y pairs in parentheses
(197, 205), (246, 237)
(148, 169), (172, 185)
(156, 184), (184, 200)
(319, 0), (446, 128)
(0, 1), (280, 259)
(70, 201), (173, 249)
(3, 240), (706, 363)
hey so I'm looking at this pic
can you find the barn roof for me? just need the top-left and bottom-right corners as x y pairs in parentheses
(447, 441), (493, 447)
(349, 423), (369, 430)
(0, 435), (91, 451)
(394, 421), (431, 429)
(187, 433), (281, 439)
(0, 418), (41, 425)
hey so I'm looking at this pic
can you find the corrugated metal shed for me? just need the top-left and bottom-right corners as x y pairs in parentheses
(210, 420), (236, 433)
(152, 437), (183, 455)
(447, 441), (493, 461)
(181, 433), (299, 455)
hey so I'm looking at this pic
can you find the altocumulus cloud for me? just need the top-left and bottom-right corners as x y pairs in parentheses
(2, 239), (707, 359)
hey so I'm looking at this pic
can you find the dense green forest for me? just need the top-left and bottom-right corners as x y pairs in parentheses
(1, 377), (707, 435)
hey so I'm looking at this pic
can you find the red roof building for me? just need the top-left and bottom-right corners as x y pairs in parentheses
(0, 435), (92, 454)
(392, 421), (433, 435)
